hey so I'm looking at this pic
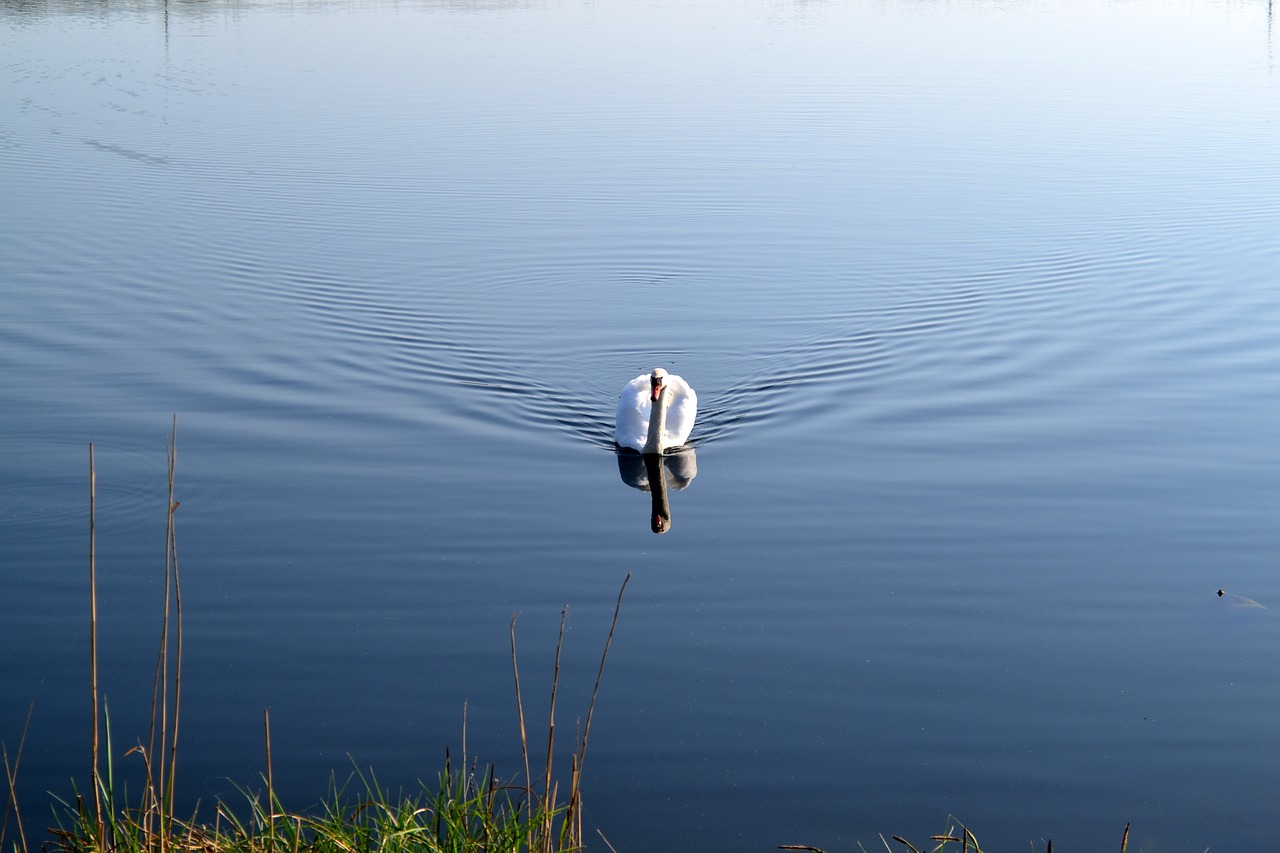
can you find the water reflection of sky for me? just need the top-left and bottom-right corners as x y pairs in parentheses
(3, 0), (1280, 851)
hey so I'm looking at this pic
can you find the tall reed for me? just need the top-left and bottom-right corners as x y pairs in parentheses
(88, 442), (102, 842)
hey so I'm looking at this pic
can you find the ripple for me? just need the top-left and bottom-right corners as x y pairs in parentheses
(0, 436), (165, 528)
(198, 220), (1275, 459)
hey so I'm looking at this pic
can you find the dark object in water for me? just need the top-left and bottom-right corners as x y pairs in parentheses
(1217, 588), (1266, 609)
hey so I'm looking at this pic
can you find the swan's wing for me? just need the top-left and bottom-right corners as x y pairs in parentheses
(614, 374), (652, 451)
(663, 377), (697, 447)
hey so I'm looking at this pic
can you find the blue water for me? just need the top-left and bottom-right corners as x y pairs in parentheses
(3, 0), (1280, 849)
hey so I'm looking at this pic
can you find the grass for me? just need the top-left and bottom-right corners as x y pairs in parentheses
(1, 417), (628, 853)
(781, 818), (1132, 853)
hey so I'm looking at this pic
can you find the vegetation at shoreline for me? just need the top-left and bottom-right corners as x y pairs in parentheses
(1, 419), (626, 853)
(782, 818), (1130, 853)
(0, 422), (1135, 853)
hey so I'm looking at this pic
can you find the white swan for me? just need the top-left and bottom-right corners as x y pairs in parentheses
(615, 368), (697, 454)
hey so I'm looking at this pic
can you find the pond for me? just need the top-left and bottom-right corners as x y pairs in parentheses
(3, 0), (1280, 848)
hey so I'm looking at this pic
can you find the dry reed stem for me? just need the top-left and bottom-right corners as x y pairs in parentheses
(592, 824), (621, 853)
(509, 615), (533, 849)
(88, 442), (104, 843)
(2, 703), (34, 853)
(165, 414), (183, 799)
(264, 708), (275, 853)
(564, 572), (630, 841)
(891, 835), (921, 853)
(165, 415), (184, 838)
(541, 607), (567, 851)
(148, 506), (168, 832)
(460, 699), (468, 775)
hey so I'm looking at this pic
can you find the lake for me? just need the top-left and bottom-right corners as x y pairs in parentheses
(3, 0), (1280, 848)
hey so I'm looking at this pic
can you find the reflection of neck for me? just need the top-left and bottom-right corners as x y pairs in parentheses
(643, 386), (668, 454)
(644, 453), (670, 534)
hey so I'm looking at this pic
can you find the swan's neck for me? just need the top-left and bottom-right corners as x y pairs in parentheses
(642, 386), (669, 454)
(644, 453), (671, 534)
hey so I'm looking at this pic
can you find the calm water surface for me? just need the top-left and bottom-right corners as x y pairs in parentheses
(3, 0), (1280, 848)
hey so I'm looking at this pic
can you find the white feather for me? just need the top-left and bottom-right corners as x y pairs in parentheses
(614, 369), (697, 453)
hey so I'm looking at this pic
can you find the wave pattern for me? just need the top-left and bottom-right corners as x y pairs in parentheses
(222, 239), (1211, 455)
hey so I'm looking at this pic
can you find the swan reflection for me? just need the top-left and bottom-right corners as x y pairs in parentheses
(616, 448), (697, 534)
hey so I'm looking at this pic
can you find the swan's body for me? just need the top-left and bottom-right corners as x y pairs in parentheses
(615, 368), (697, 454)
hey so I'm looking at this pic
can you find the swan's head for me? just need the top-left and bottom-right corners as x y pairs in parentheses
(649, 367), (668, 402)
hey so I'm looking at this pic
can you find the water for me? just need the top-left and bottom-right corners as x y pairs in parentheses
(3, 0), (1280, 848)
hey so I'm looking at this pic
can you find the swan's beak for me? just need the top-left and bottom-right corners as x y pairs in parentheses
(650, 378), (664, 402)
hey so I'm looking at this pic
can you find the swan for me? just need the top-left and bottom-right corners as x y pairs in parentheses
(615, 368), (697, 454)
